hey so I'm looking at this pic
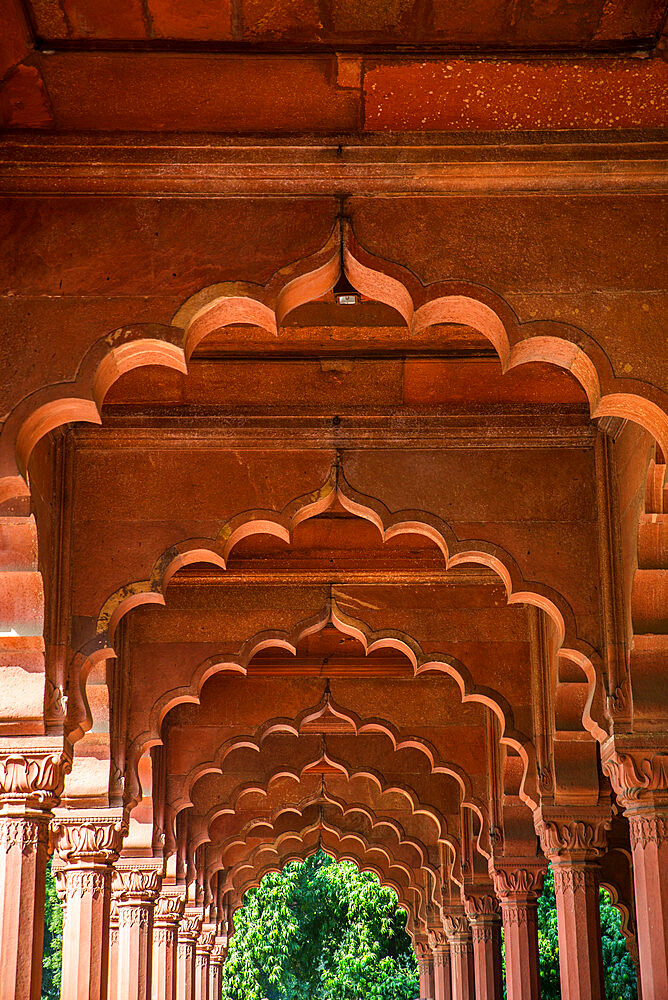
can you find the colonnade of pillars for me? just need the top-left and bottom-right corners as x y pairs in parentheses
(0, 753), (667, 1000)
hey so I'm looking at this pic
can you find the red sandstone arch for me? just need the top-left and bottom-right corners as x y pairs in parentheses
(1, 224), (667, 511)
(190, 779), (454, 886)
(118, 599), (538, 811)
(215, 820), (425, 924)
(65, 460), (604, 747)
(202, 800), (439, 901)
(174, 741), (467, 861)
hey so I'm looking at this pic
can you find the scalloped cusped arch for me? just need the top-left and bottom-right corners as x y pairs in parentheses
(119, 597), (539, 812)
(216, 821), (425, 926)
(71, 459), (605, 748)
(1, 221), (666, 508)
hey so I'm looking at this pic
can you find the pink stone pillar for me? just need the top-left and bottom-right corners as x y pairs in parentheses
(177, 914), (202, 1000)
(428, 933), (452, 1000)
(626, 807), (668, 1000)
(416, 941), (435, 999)
(444, 916), (474, 1000)
(0, 745), (66, 1000)
(492, 864), (545, 1000)
(152, 892), (185, 1000)
(51, 814), (123, 1000)
(208, 943), (226, 1000)
(464, 895), (503, 1000)
(536, 813), (610, 1000)
(108, 902), (119, 1000)
(194, 930), (215, 1000)
(602, 746), (668, 1000)
(113, 864), (161, 1000)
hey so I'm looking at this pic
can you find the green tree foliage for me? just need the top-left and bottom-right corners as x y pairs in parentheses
(220, 851), (419, 1000)
(536, 866), (637, 1000)
(42, 859), (63, 1000)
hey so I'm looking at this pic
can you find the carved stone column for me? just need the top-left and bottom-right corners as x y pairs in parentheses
(536, 811), (610, 1000)
(492, 862), (546, 1000)
(176, 913), (202, 1000)
(602, 745), (668, 1000)
(428, 930), (451, 1000)
(113, 862), (162, 1000)
(464, 893), (503, 1000)
(51, 812), (123, 1000)
(208, 942), (226, 1000)
(416, 939), (435, 1000)
(443, 913), (474, 1000)
(152, 891), (185, 1000)
(0, 743), (67, 1000)
(194, 929), (215, 1000)
(108, 900), (119, 1000)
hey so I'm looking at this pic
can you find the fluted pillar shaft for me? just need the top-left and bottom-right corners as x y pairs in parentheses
(152, 892), (185, 1000)
(444, 916), (474, 1000)
(602, 745), (668, 1000)
(176, 914), (202, 1000)
(537, 812), (610, 1000)
(492, 863), (545, 1000)
(108, 902), (119, 1000)
(465, 894), (503, 1000)
(0, 745), (66, 1000)
(208, 943), (226, 1000)
(194, 930), (215, 1000)
(51, 813), (123, 1000)
(416, 942), (435, 1000)
(429, 934), (451, 1000)
(113, 864), (161, 1000)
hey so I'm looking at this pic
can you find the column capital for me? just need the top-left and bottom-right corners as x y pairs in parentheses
(113, 861), (162, 905)
(51, 809), (124, 865)
(196, 929), (215, 955)
(155, 890), (186, 926)
(463, 892), (500, 925)
(601, 740), (668, 813)
(427, 928), (448, 950)
(210, 941), (227, 964)
(490, 860), (547, 901)
(443, 913), (471, 943)
(179, 913), (203, 942)
(0, 740), (71, 813)
(534, 806), (611, 862)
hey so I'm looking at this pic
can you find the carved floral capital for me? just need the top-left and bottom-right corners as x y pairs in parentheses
(179, 915), (203, 941)
(443, 914), (471, 941)
(113, 866), (161, 903)
(0, 748), (69, 810)
(154, 892), (186, 925)
(464, 893), (500, 921)
(51, 817), (123, 864)
(601, 749), (668, 809)
(491, 864), (546, 900)
(536, 818), (610, 860)
(196, 930), (216, 953)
